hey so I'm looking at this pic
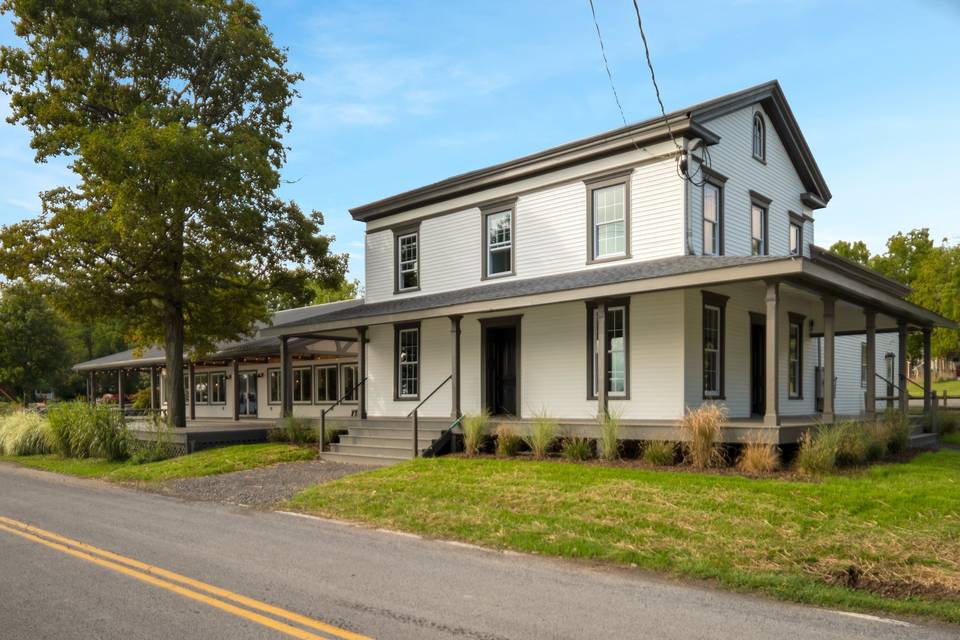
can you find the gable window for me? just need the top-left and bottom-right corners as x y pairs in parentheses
(268, 369), (281, 404)
(395, 324), (420, 400)
(586, 174), (630, 262)
(752, 112), (766, 162)
(210, 372), (226, 405)
(483, 205), (514, 278)
(587, 301), (629, 399)
(396, 230), (419, 292)
(292, 367), (312, 404)
(341, 363), (359, 402)
(702, 181), (722, 256)
(194, 372), (209, 404)
(315, 365), (338, 403)
(702, 292), (728, 398)
(788, 314), (804, 398)
(789, 222), (802, 256)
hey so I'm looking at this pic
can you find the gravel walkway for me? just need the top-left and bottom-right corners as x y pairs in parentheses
(147, 460), (368, 509)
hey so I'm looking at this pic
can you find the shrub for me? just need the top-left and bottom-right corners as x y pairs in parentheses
(881, 409), (909, 454)
(795, 430), (835, 475)
(524, 414), (558, 459)
(832, 421), (868, 467)
(130, 413), (174, 464)
(268, 417), (317, 445)
(561, 436), (594, 461)
(641, 440), (676, 466)
(736, 436), (780, 474)
(939, 411), (958, 434)
(130, 387), (153, 410)
(462, 411), (490, 457)
(598, 410), (620, 461)
(0, 411), (53, 456)
(863, 423), (888, 463)
(47, 401), (128, 460)
(678, 404), (726, 468)
(495, 424), (521, 457)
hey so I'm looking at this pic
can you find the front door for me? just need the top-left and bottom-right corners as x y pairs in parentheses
(238, 371), (258, 417)
(483, 320), (519, 416)
(750, 321), (765, 416)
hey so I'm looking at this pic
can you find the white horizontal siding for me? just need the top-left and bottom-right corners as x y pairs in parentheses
(690, 105), (811, 258)
(829, 333), (899, 416)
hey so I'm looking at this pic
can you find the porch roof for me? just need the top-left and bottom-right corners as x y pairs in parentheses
(262, 252), (955, 336)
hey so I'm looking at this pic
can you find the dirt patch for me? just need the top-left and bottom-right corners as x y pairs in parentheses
(822, 563), (960, 601)
(144, 459), (368, 508)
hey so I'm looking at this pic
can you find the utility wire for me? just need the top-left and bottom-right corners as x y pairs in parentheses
(630, 0), (680, 152)
(587, 0), (629, 128)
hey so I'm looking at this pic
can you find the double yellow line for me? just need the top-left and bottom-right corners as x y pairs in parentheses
(0, 515), (372, 640)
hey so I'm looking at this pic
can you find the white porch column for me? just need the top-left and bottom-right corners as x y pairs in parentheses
(764, 281), (779, 426)
(865, 309), (877, 418)
(922, 326), (932, 413)
(897, 320), (909, 416)
(822, 296), (835, 423)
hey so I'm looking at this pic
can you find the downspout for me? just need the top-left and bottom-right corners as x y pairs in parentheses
(682, 138), (692, 255)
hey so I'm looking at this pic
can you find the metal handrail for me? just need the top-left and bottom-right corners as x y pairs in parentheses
(407, 375), (453, 458)
(903, 375), (926, 392)
(406, 375), (453, 418)
(422, 413), (465, 458)
(319, 376), (368, 451)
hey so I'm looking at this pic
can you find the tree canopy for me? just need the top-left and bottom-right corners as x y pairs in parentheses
(829, 229), (959, 359)
(0, 0), (346, 426)
(0, 282), (68, 403)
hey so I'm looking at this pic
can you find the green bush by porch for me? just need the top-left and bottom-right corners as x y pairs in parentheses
(287, 452), (960, 624)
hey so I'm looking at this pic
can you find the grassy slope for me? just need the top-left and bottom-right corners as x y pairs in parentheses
(0, 444), (315, 482)
(933, 380), (960, 396)
(288, 452), (960, 623)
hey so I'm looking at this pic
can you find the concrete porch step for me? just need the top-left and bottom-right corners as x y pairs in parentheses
(338, 434), (435, 447)
(329, 442), (421, 458)
(344, 427), (445, 439)
(908, 432), (938, 449)
(321, 451), (408, 467)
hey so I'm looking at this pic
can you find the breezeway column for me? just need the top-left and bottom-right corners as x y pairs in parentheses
(764, 281), (780, 426)
(865, 309), (877, 418)
(898, 320), (909, 416)
(922, 327), (932, 413)
(87, 371), (95, 404)
(357, 326), (367, 420)
(280, 336), (293, 418)
(232, 359), (240, 421)
(149, 366), (156, 411)
(117, 370), (124, 412)
(822, 296), (836, 423)
(188, 363), (196, 421)
(450, 315), (462, 419)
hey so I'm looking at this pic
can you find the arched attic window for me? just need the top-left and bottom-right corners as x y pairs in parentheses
(752, 112), (766, 162)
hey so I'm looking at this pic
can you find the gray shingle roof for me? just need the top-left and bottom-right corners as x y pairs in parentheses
(268, 255), (788, 332)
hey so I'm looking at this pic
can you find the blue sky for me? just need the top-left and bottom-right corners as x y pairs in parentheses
(1, 0), (958, 284)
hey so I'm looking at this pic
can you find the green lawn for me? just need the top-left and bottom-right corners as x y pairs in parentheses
(933, 379), (960, 396)
(288, 453), (960, 624)
(944, 432), (960, 445)
(1, 443), (315, 483)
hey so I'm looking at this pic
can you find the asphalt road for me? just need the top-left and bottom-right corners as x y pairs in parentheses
(0, 463), (955, 640)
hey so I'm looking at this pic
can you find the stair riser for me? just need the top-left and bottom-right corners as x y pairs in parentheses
(338, 435), (435, 447)
(330, 444), (418, 458)
(328, 419), (452, 429)
(321, 452), (406, 467)
(908, 434), (938, 449)
(345, 427), (445, 439)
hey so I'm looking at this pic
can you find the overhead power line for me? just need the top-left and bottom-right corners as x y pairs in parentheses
(587, 0), (628, 128)
(630, 0), (679, 152)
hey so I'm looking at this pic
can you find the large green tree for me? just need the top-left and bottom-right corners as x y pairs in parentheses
(0, 1), (346, 426)
(0, 282), (68, 404)
(829, 229), (960, 360)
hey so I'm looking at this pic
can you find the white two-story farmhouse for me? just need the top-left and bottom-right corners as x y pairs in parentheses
(75, 81), (953, 461)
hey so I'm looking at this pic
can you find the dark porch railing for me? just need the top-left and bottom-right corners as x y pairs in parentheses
(407, 375), (453, 458)
(319, 376), (367, 452)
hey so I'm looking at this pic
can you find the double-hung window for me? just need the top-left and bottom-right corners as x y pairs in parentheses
(341, 363), (359, 402)
(292, 367), (312, 404)
(789, 222), (802, 256)
(702, 182), (722, 255)
(268, 369), (281, 404)
(750, 192), (770, 256)
(702, 292), (728, 398)
(588, 302), (628, 398)
(210, 372), (226, 404)
(315, 365), (338, 403)
(396, 231), (419, 292)
(587, 176), (630, 262)
(484, 207), (514, 277)
(396, 324), (420, 399)
(788, 314), (804, 398)
(194, 372), (209, 404)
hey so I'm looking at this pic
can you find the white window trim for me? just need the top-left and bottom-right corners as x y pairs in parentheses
(397, 327), (420, 399)
(591, 305), (627, 398)
(484, 209), (514, 278)
(396, 231), (419, 292)
(314, 364), (338, 404)
(340, 363), (359, 403)
(209, 372), (227, 405)
(702, 182), (721, 256)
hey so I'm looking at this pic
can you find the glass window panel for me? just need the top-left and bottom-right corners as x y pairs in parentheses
(210, 373), (225, 404)
(341, 364), (358, 402)
(592, 306), (627, 396)
(398, 328), (419, 398)
(703, 305), (721, 395)
(486, 211), (512, 275)
(703, 183), (720, 256)
(315, 366), (338, 403)
(751, 205), (766, 255)
(790, 223), (801, 255)
(593, 184), (626, 258)
(268, 370), (281, 404)
(292, 368), (312, 403)
(397, 233), (419, 290)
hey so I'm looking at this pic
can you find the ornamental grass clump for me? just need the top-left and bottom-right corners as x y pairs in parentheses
(881, 409), (910, 454)
(795, 429), (836, 475)
(561, 436), (594, 461)
(678, 403), (727, 468)
(0, 411), (53, 456)
(462, 411), (490, 457)
(641, 440), (676, 466)
(736, 435), (780, 475)
(598, 410), (621, 461)
(524, 414), (558, 460)
(268, 416), (317, 445)
(495, 424), (522, 457)
(47, 401), (128, 461)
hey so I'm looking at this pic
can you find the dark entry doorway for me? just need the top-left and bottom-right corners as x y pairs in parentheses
(750, 316), (765, 416)
(481, 317), (520, 416)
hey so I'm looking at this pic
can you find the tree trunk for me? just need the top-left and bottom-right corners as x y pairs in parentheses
(163, 303), (187, 428)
